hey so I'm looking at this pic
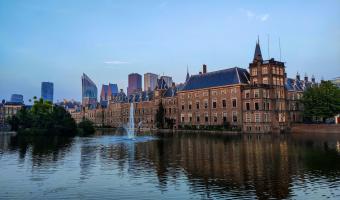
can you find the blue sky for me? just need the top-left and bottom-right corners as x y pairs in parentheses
(1, 0), (339, 103)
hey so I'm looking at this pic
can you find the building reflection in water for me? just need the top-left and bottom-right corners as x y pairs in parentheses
(0, 132), (339, 199)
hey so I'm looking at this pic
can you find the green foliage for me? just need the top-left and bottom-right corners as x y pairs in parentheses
(77, 119), (95, 136)
(301, 81), (340, 122)
(8, 98), (77, 135)
(155, 102), (165, 128)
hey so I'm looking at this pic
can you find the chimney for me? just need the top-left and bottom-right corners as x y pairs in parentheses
(203, 64), (207, 74)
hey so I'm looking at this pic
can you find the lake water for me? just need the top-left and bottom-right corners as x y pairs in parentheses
(0, 131), (340, 199)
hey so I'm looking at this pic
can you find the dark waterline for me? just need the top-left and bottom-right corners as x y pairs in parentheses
(0, 132), (340, 200)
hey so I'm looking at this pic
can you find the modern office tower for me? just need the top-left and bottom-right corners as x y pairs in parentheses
(10, 94), (24, 104)
(41, 82), (54, 102)
(160, 75), (173, 88)
(82, 73), (97, 107)
(127, 73), (142, 95)
(144, 73), (158, 91)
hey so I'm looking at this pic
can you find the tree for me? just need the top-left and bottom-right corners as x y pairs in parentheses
(301, 81), (340, 122)
(155, 102), (165, 128)
(78, 119), (95, 136)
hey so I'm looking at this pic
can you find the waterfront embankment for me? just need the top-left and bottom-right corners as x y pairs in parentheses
(291, 124), (340, 134)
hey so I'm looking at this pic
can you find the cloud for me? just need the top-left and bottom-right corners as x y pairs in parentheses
(104, 61), (129, 65)
(260, 14), (269, 22)
(242, 9), (270, 22)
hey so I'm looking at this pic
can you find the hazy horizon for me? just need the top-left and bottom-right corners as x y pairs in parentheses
(1, 0), (339, 103)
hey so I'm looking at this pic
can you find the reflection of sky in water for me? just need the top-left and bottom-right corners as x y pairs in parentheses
(0, 133), (340, 199)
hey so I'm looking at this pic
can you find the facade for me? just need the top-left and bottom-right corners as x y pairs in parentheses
(160, 76), (173, 88)
(72, 41), (310, 133)
(127, 73), (142, 96)
(100, 83), (118, 107)
(10, 94), (24, 104)
(82, 73), (98, 108)
(41, 82), (54, 102)
(144, 73), (158, 91)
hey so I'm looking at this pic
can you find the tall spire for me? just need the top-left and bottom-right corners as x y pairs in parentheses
(186, 65), (190, 82)
(253, 37), (263, 62)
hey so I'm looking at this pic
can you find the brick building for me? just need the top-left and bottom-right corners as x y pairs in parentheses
(72, 41), (309, 133)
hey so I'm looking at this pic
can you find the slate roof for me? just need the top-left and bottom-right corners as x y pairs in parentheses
(254, 42), (263, 61)
(182, 67), (250, 91)
(285, 78), (304, 91)
(156, 78), (168, 90)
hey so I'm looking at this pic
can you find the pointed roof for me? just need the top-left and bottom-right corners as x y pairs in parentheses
(253, 38), (263, 61)
(186, 65), (190, 82)
(156, 78), (168, 90)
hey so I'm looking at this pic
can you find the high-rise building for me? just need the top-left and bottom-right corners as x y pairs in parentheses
(160, 76), (173, 88)
(144, 73), (158, 91)
(127, 73), (142, 95)
(10, 94), (24, 104)
(41, 82), (54, 102)
(82, 73), (97, 108)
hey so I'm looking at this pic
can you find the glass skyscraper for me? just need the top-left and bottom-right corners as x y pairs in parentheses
(82, 73), (97, 108)
(41, 82), (54, 103)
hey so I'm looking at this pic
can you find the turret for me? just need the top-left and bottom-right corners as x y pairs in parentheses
(253, 38), (263, 62)
(296, 72), (300, 81)
(304, 73), (308, 82)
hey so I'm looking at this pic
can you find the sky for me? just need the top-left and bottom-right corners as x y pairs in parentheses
(1, 0), (339, 103)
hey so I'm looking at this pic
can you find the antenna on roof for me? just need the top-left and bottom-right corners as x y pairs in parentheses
(267, 34), (270, 59)
(279, 37), (282, 61)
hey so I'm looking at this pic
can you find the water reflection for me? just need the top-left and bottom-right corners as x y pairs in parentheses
(0, 132), (339, 199)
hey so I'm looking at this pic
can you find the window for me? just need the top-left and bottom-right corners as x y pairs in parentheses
(262, 66), (268, 74)
(272, 67), (276, 74)
(232, 112), (237, 122)
(188, 102), (192, 110)
(255, 102), (259, 110)
(254, 89), (260, 98)
(181, 104), (184, 110)
(188, 93), (192, 98)
(213, 113), (218, 123)
(255, 113), (261, 122)
(264, 113), (269, 122)
(246, 113), (251, 122)
(196, 116), (200, 122)
(205, 113), (209, 122)
(212, 90), (217, 96)
(221, 89), (227, 95)
(245, 90), (250, 98)
(232, 99), (237, 108)
(223, 112), (227, 122)
(252, 68), (258, 76)
(222, 99), (226, 108)
(189, 114), (192, 122)
(246, 102), (250, 110)
(203, 92), (208, 96)
(263, 77), (268, 84)
(212, 100), (217, 109)
(204, 100), (208, 109)
(196, 101), (200, 109)
(253, 78), (258, 85)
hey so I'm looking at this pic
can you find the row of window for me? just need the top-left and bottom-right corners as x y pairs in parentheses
(180, 88), (238, 99)
(244, 101), (271, 111)
(180, 112), (238, 123)
(181, 99), (237, 110)
(245, 113), (271, 123)
(251, 66), (284, 76)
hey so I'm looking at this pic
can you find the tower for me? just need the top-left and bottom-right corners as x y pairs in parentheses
(244, 38), (288, 133)
(186, 66), (190, 82)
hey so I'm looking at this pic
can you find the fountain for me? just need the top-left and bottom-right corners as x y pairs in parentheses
(126, 102), (135, 139)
